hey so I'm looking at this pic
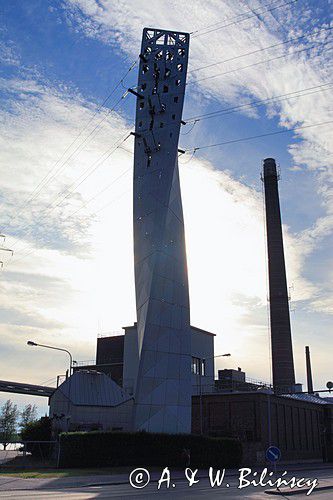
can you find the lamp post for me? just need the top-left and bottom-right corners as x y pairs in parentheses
(199, 353), (231, 435)
(27, 341), (75, 375)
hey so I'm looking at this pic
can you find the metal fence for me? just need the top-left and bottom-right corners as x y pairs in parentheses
(0, 441), (59, 469)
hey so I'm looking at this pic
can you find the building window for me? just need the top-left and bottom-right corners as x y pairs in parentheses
(191, 357), (205, 376)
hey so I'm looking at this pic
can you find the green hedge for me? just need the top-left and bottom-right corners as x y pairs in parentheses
(59, 431), (242, 468)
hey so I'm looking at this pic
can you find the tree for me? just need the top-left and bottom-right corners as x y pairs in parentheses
(21, 416), (52, 458)
(19, 404), (38, 433)
(0, 400), (19, 450)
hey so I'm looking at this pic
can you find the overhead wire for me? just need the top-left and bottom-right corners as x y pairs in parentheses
(192, 0), (299, 38)
(66, 166), (132, 220)
(191, 0), (285, 34)
(190, 25), (333, 74)
(8, 130), (133, 257)
(188, 39), (332, 85)
(4, 92), (128, 244)
(186, 120), (333, 153)
(7, 149), (134, 267)
(184, 83), (333, 123)
(1, 58), (138, 239)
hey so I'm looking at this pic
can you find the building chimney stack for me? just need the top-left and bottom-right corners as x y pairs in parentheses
(305, 346), (314, 394)
(262, 158), (296, 392)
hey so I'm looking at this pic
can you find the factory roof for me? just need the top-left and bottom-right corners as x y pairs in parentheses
(281, 393), (331, 405)
(55, 370), (132, 407)
(122, 323), (216, 336)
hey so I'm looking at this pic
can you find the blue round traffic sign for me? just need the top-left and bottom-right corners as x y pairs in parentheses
(266, 446), (281, 463)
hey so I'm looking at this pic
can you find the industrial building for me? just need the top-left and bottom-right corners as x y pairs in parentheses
(50, 370), (133, 433)
(73, 323), (215, 397)
(51, 323), (214, 433)
(192, 391), (333, 463)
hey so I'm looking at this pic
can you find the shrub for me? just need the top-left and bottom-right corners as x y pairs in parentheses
(21, 416), (53, 458)
(59, 431), (242, 468)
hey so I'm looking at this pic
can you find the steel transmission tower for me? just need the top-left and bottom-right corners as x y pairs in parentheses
(132, 28), (191, 433)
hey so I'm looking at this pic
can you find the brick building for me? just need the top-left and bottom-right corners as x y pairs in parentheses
(192, 391), (333, 464)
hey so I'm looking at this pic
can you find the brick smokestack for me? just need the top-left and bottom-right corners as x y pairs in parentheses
(263, 158), (295, 391)
(305, 346), (314, 394)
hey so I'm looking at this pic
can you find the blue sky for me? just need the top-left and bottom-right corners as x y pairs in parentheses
(0, 0), (332, 415)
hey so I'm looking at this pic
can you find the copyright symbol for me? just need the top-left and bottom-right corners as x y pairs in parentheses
(129, 468), (150, 489)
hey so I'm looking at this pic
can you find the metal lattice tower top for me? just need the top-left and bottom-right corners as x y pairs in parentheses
(133, 28), (189, 183)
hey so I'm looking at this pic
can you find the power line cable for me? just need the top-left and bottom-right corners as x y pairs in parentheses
(7, 124), (133, 250)
(191, 25), (333, 73)
(66, 166), (132, 219)
(9, 130), (133, 255)
(1, 61), (137, 239)
(7, 184), (132, 267)
(47, 130), (133, 212)
(7, 60), (136, 208)
(184, 83), (333, 123)
(192, 0), (299, 38)
(188, 40), (331, 85)
(187, 120), (333, 152)
(191, 0), (288, 34)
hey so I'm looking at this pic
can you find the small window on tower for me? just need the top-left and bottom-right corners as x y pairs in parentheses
(142, 65), (149, 74)
(163, 85), (168, 93)
(177, 64), (183, 72)
(174, 96), (179, 103)
(175, 79), (181, 86)
(139, 101), (144, 109)
(160, 122), (164, 128)
(172, 114), (176, 120)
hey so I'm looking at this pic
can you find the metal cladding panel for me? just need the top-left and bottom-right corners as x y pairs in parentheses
(263, 158), (296, 391)
(132, 28), (191, 433)
(57, 370), (132, 407)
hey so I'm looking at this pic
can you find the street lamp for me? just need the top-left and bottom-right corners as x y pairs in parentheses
(27, 341), (74, 375)
(199, 353), (231, 435)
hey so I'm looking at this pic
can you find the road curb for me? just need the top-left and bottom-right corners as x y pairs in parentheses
(264, 485), (333, 496)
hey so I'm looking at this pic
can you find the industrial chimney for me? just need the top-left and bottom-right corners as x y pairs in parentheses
(262, 158), (296, 392)
(305, 346), (314, 394)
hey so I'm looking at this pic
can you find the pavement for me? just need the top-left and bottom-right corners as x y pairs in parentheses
(0, 477), (332, 499)
(0, 463), (332, 497)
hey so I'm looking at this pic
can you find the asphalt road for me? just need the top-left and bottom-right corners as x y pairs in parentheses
(0, 470), (333, 499)
(0, 469), (333, 500)
(0, 481), (332, 499)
